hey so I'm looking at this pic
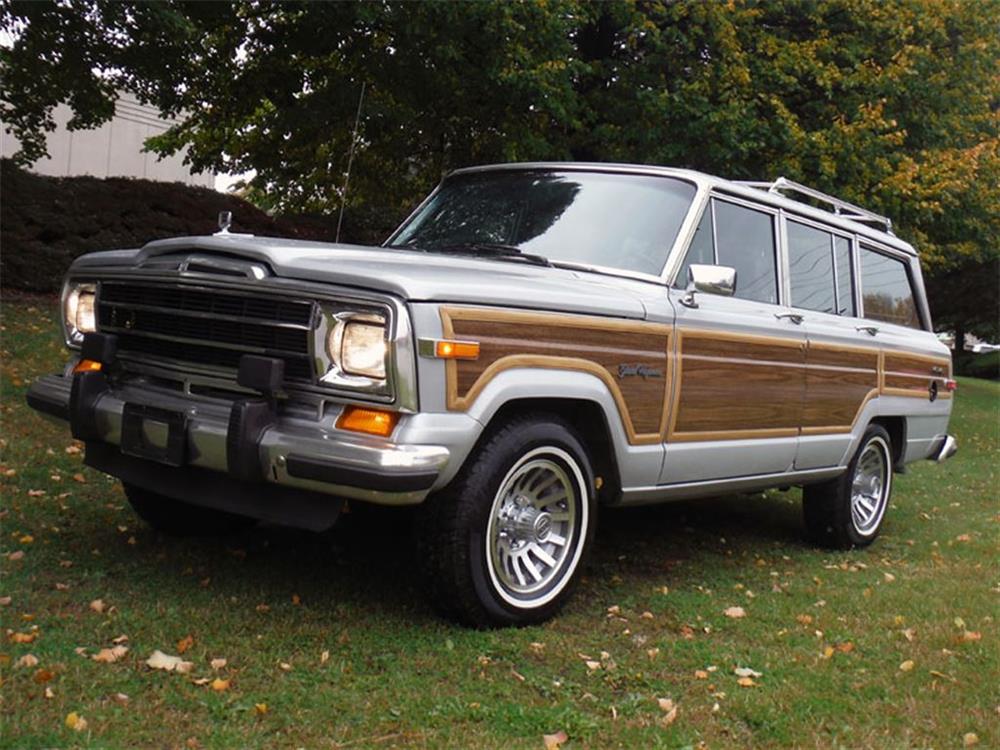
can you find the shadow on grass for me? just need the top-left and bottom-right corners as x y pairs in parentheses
(84, 489), (809, 627)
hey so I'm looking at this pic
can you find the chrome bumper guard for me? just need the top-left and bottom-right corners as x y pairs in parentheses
(931, 434), (958, 463)
(26, 367), (451, 519)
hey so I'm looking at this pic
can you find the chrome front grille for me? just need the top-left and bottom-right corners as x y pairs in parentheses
(97, 281), (315, 381)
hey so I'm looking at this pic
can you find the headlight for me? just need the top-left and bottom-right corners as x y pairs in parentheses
(62, 282), (97, 346)
(318, 310), (389, 386)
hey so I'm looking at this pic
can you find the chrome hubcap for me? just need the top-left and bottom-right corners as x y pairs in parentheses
(486, 449), (584, 604)
(851, 439), (889, 535)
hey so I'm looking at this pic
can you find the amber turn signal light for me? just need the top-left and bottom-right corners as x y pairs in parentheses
(73, 359), (102, 373)
(435, 340), (480, 360)
(336, 406), (400, 437)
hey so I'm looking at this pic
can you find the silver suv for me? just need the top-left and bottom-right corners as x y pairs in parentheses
(27, 163), (957, 626)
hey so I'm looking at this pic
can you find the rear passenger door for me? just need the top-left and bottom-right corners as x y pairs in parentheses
(662, 195), (806, 484)
(784, 217), (880, 470)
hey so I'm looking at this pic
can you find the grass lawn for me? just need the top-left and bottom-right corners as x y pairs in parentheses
(2, 293), (997, 749)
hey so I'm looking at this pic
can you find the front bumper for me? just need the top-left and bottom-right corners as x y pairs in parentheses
(27, 371), (457, 517)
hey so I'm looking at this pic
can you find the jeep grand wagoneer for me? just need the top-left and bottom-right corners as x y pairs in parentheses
(27, 163), (956, 626)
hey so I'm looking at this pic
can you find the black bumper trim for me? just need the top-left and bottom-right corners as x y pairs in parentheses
(85, 442), (343, 532)
(26, 386), (70, 421)
(285, 454), (438, 493)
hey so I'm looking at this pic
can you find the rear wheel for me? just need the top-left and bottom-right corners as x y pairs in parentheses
(415, 414), (596, 627)
(123, 483), (256, 536)
(803, 425), (893, 549)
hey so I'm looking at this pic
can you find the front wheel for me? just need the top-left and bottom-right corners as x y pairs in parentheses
(415, 415), (596, 627)
(803, 424), (893, 549)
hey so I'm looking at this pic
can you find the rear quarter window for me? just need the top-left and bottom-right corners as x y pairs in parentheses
(859, 246), (921, 329)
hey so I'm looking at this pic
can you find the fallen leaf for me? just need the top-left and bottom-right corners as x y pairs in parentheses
(45, 687), (55, 699)
(640, 611), (654, 620)
(647, 647), (660, 660)
(883, 572), (896, 583)
(734, 667), (762, 678)
(92, 645), (128, 663)
(291, 594), (301, 606)
(8, 551), (25, 561)
(146, 650), (194, 673)
(954, 616), (966, 629)
(254, 703), (268, 716)
(192, 678), (212, 686)
(901, 627), (917, 642)
(211, 678), (230, 692)
(34, 668), (56, 684)
(585, 660), (601, 671)
(72, 473), (87, 483)
(529, 642), (545, 655)
(543, 730), (568, 750)
(210, 658), (227, 670)
(796, 614), (813, 625)
(111, 693), (130, 705)
(963, 732), (979, 747)
(54, 583), (70, 591)
(0, 596), (11, 606)
(112, 634), (129, 645)
(899, 660), (915, 672)
(821, 645), (835, 659)
(320, 650), (330, 665)
(694, 669), (709, 679)
(89, 599), (106, 614)
(19, 534), (34, 544)
(724, 606), (746, 619)
(737, 677), (756, 687)
(679, 625), (695, 639)
(255, 604), (270, 613)
(960, 631), (982, 643)
(279, 662), (292, 672)
(657, 697), (678, 726)
(9, 631), (36, 644)
(27, 490), (45, 497)
(836, 642), (855, 653)
(955, 534), (971, 542)
(15, 654), (39, 668)
(65, 712), (88, 732)
(176, 635), (194, 654)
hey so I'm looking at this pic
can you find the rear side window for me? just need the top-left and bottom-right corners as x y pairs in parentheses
(676, 198), (778, 305)
(859, 246), (920, 328)
(787, 221), (836, 314)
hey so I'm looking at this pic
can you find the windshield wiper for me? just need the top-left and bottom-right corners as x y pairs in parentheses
(393, 242), (552, 267)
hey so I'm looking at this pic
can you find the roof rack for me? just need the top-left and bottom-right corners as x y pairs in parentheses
(735, 176), (893, 235)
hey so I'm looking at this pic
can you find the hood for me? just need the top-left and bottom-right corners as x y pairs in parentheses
(72, 234), (655, 319)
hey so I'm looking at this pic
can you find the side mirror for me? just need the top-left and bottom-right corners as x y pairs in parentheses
(680, 264), (737, 308)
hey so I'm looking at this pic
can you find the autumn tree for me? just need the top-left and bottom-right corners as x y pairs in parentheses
(3, 0), (997, 341)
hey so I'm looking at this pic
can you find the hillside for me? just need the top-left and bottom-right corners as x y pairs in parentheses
(0, 161), (388, 292)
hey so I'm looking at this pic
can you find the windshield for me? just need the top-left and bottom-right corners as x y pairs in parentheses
(389, 170), (696, 276)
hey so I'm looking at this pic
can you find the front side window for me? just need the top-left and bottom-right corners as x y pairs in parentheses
(674, 198), (778, 304)
(389, 171), (697, 276)
(859, 246), (920, 328)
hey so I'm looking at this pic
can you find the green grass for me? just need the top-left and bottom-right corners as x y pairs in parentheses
(2, 293), (997, 749)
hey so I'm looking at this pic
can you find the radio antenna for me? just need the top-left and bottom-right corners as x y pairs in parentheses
(336, 81), (366, 244)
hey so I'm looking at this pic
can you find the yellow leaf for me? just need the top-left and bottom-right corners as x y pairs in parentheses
(657, 697), (679, 725)
(254, 703), (268, 716)
(822, 645), (835, 659)
(18, 535), (33, 544)
(737, 677), (755, 687)
(963, 732), (979, 747)
(211, 678), (230, 692)
(899, 660), (915, 672)
(543, 730), (568, 750)
(65, 712), (88, 732)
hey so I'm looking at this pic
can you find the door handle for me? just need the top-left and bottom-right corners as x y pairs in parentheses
(775, 312), (804, 325)
(856, 325), (880, 336)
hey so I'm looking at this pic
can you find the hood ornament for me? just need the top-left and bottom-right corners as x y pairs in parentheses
(215, 210), (232, 235)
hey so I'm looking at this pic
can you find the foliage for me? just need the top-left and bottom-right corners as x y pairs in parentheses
(2, 294), (998, 747)
(2, 0), (997, 329)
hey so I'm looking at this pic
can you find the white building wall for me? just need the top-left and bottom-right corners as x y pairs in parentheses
(1, 93), (214, 188)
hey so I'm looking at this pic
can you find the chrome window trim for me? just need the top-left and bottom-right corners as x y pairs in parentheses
(71, 271), (419, 412)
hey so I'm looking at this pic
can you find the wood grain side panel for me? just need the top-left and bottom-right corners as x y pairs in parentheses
(801, 343), (880, 432)
(883, 351), (952, 399)
(441, 308), (672, 444)
(670, 329), (805, 440)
